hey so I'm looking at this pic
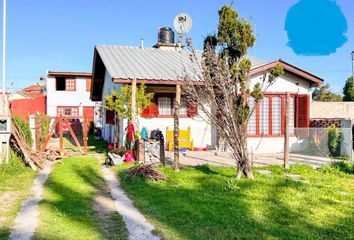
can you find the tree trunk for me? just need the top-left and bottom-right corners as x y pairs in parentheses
(173, 84), (181, 171)
(234, 129), (254, 179)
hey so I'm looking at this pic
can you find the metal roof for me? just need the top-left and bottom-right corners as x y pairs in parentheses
(95, 45), (266, 82)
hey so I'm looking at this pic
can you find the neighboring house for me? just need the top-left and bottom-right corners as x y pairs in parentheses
(9, 85), (46, 120)
(46, 71), (100, 125)
(90, 36), (324, 153)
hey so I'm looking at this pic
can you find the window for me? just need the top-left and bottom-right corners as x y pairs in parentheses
(142, 94), (197, 118)
(158, 97), (172, 116)
(55, 77), (76, 91)
(259, 97), (269, 135)
(247, 94), (297, 137)
(272, 96), (282, 135)
(248, 97), (256, 135)
(289, 97), (295, 134)
(173, 97), (187, 115)
(57, 107), (79, 116)
(65, 78), (76, 91)
(56, 77), (66, 90)
(86, 78), (92, 92)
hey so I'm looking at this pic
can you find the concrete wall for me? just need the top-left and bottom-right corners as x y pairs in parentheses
(312, 101), (354, 120)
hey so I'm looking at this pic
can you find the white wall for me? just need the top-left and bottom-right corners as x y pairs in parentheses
(250, 72), (312, 95)
(138, 107), (215, 149)
(101, 71), (123, 143)
(46, 75), (96, 117)
(99, 71), (314, 153)
(248, 137), (302, 154)
(246, 73), (313, 153)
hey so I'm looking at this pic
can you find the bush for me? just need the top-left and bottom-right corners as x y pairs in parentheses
(37, 114), (50, 150)
(88, 121), (94, 135)
(327, 125), (341, 157)
(331, 161), (353, 174)
(12, 115), (32, 147)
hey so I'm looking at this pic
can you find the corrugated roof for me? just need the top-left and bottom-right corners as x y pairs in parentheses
(95, 45), (266, 82)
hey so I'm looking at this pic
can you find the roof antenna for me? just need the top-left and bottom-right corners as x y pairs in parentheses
(173, 13), (193, 52)
(140, 38), (144, 49)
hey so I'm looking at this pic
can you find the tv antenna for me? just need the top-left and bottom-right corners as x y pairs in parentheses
(173, 13), (192, 51)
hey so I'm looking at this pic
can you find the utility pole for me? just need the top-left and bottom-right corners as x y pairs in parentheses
(284, 92), (290, 169)
(351, 51), (354, 81)
(2, 0), (6, 94)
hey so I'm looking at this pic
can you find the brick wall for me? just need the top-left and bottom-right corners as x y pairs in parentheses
(310, 119), (342, 128)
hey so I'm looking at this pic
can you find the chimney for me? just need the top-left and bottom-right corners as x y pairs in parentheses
(140, 38), (144, 49)
(352, 51), (354, 80)
(153, 27), (180, 50)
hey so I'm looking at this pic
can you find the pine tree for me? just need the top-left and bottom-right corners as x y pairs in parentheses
(343, 77), (354, 101)
(184, 5), (284, 179)
(312, 84), (342, 102)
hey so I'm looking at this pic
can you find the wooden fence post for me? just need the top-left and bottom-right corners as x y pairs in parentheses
(59, 115), (63, 151)
(284, 92), (290, 169)
(83, 117), (88, 153)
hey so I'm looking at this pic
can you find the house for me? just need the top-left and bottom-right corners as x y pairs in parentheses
(90, 31), (324, 153)
(46, 71), (101, 126)
(9, 85), (46, 120)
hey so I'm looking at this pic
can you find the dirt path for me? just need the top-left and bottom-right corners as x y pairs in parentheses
(102, 166), (160, 240)
(93, 186), (129, 240)
(9, 162), (54, 240)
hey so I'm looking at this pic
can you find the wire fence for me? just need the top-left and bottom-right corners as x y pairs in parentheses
(289, 127), (352, 160)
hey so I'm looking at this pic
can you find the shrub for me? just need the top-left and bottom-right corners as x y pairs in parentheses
(12, 115), (32, 147)
(37, 114), (50, 150)
(327, 125), (341, 157)
(331, 161), (353, 174)
(88, 121), (94, 135)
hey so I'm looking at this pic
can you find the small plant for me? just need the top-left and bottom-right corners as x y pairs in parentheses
(222, 179), (240, 192)
(327, 125), (341, 157)
(111, 146), (126, 156)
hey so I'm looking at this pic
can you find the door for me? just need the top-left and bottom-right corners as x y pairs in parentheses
(83, 106), (94, 122)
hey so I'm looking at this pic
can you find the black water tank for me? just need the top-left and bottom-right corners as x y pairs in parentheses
(159, 27), (175, 44)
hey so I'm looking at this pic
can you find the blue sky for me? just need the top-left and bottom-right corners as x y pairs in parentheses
(2, 0), (353, 93)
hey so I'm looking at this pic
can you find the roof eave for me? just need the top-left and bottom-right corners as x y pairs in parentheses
(249, 59), (324, 87)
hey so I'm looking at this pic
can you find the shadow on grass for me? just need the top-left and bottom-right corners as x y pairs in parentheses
(34, 159), (127, 240)
(119, 166), (354, 240)
(331, 161), (354, 175)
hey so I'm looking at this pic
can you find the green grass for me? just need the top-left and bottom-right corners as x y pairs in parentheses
(87, 135), (109, 154)
(34, 156), (128, 240)
(0, 153), (36, 240)
(115, 163), (354, 240)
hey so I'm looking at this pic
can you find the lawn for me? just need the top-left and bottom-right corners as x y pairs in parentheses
(0, 153), (36, 240)
(33, 156), (128, 240)
(115, 162), (354, 240)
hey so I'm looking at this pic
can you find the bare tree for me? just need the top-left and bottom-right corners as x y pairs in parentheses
(182, 5), (284, 179)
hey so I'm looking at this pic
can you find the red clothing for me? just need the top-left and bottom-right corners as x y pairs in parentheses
(127, 123), (135, 141)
